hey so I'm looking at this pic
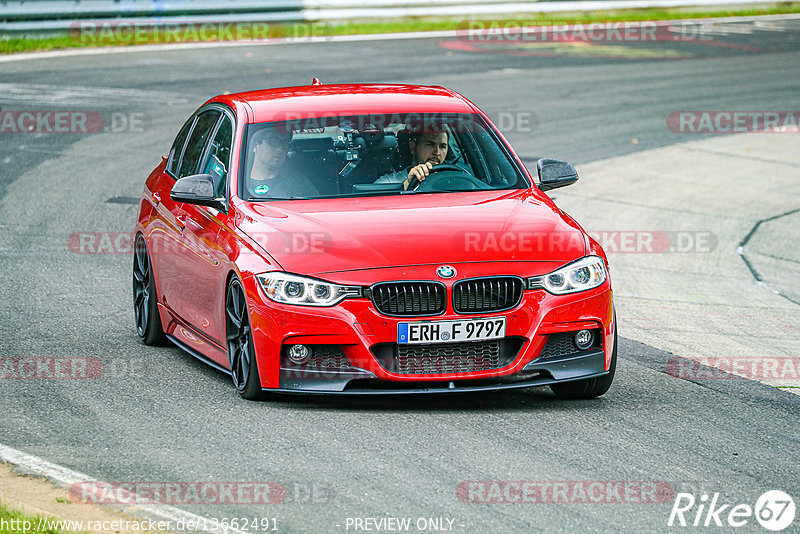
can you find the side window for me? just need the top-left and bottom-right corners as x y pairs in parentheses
(167, 116), (194, 176)
(178, 110), (220, 179)
(199, 114), (233, 198)
(442, 125), (467, 169)
(472, 130), (523, 187)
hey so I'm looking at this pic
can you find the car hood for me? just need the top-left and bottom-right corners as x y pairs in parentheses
(237, 190), (586, 275)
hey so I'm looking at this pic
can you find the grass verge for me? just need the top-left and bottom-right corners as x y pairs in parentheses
(1, 2), (799, 54)
(0, 500), (83, 534)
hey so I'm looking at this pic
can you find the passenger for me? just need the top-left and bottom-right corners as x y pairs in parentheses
(246, 128), (319, 199)
(375, 130), (449, 190)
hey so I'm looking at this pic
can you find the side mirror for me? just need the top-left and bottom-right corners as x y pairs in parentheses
(536, 158), (579, 191)
(170, 174), (225, 210)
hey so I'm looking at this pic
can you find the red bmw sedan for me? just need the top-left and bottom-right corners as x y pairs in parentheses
(133, 82), (616, 400)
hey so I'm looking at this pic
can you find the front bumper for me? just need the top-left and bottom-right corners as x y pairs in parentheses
(242, 273), (614, 394)
(272, 351), (607, 395)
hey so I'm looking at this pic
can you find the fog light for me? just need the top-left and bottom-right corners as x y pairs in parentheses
(574, 330), (594, 350)
(288, 344), (312, 364)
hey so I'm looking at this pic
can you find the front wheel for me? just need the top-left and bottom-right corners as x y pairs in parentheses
(550, 323), (617, 399)
(225, 277), (262, 400)
(133, 234), (167, 346)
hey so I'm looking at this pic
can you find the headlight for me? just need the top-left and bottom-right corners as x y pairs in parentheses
(527, 256), (607, 294)
(256, 272), (361, 306)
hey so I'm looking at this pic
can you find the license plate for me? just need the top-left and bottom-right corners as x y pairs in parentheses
(397, 317), (506, 344)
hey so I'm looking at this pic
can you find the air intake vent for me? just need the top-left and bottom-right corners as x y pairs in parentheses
(370, 337), (525, 375)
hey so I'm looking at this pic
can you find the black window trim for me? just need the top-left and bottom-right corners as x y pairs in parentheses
(197, 104), (236, 213)
(165, 103), (237, 214)
(166, 115), (197, 180)
(238, 122), (250, 201)
(178, 108), (222, 180)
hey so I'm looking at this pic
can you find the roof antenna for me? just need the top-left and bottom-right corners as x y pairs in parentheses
(311, 78), (322, 85)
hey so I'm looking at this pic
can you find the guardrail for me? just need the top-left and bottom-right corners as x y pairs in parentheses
(0, 0), (773, 33)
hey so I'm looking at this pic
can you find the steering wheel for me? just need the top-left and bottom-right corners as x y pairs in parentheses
(407, 164), (487, 191)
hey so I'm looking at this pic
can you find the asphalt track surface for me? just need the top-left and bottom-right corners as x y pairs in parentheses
(1, 17), (800, 533)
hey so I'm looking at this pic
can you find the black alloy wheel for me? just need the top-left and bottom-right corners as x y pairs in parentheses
(133, 234), (167, 345)
(225, 277), (262, 400)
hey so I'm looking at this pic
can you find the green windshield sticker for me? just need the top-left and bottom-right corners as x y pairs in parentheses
(253, 184), (270, 195)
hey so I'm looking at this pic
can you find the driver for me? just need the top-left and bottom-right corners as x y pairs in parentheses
(375, 130), (448, 190)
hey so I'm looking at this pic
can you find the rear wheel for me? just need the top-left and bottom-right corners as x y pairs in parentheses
(225, 277), (262, 400)
(550, 322), (617, 399)
(133, 234), (167, 346)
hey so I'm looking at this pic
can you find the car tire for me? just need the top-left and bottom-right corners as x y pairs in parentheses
(225, 277), (263, 400)
(133, 234), (168, 346)
(550, 321), (617, 399)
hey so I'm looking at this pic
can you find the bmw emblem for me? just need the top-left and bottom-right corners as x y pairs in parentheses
(437, 265), (456, 279)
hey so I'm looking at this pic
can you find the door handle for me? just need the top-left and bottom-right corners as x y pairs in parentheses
(152, 192), (161, 204)
(176, 214), (186, 229)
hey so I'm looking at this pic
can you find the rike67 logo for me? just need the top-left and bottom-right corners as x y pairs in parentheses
(669, 491), (795, 531)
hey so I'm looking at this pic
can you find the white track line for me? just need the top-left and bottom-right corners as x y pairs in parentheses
(1, 13), (799, 64)
(0, 442), (246, 534)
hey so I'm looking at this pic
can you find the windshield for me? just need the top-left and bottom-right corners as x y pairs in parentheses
(240, 113), (529, 200)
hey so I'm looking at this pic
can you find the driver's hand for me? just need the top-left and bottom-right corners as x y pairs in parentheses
(403, 162), (433, 190)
